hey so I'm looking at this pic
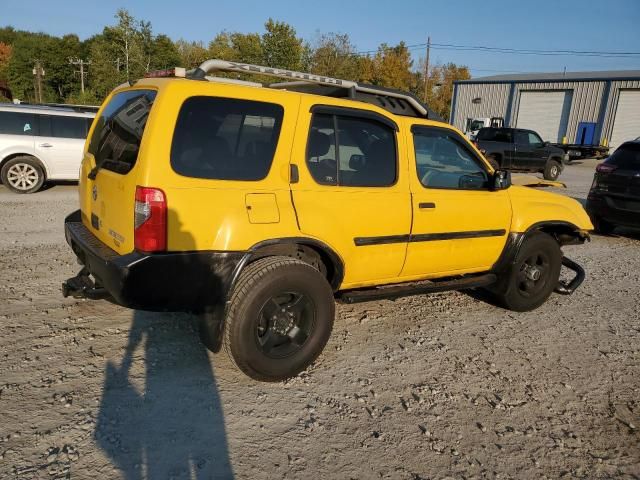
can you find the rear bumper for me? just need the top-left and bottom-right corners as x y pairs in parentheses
(63, 210), (245, 312)
(586, 194), (640, 229)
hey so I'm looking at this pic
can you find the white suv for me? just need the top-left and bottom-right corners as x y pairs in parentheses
(0, 104), (96, 193)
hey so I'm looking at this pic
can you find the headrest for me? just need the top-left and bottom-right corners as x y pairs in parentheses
(308, 130), (331, 157)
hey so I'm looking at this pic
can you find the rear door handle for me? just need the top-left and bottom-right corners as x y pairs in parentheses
(419, 202), (436, 209)
(39, 143), (52, 148)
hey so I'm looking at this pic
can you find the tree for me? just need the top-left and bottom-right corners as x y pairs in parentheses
(424, 62), (471, 120)
(0, 42), (11, 82)
(369, 42), (413, 90)
(262, 19), (303, 70)
(151, 34), (181, 69)
(175, 39), (209, 69)
(309, 33), (360, 80)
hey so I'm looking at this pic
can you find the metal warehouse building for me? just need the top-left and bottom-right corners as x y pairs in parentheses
(450, 71), (640, 151)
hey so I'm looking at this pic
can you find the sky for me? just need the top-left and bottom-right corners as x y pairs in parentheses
(3, 0), (640, 77)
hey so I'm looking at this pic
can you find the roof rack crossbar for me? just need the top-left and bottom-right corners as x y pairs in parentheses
(190, 59), (428, 117)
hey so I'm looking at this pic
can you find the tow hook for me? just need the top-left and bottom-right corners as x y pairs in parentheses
(555, 257), (585, 295)
(62, 267), (110, 300)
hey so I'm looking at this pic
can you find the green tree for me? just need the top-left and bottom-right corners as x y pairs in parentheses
(151, 34), (180, 69)
(262, 19), (303, 70)
(309, 33), (360, 80)
(175, 39), (209, 69)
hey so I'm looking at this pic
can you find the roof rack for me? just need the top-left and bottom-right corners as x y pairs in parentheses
(8, 102), (99, 114)
(189, 59), (435, 119)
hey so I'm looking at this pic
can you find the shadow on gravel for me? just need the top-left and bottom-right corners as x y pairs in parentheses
(94, 310), (233, 479)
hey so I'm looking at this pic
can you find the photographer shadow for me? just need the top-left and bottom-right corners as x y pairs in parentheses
(94, 210), (234, 479)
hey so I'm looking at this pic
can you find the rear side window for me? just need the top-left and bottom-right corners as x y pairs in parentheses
(306, 113), (397, 187)
(88, 89), (157, 175)
(39, 115), (88, 139)
(171, 97), (284, 181)
(607, 143), (640, 169)
(0, 111), (36, 135)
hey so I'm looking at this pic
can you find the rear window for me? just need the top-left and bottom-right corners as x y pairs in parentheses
(0, 111), (36, 135)
(607, 143), (640, 170)
(170, 97), (284, 181)
(477, 128), (512, 143)
(88, 89), (157, 175)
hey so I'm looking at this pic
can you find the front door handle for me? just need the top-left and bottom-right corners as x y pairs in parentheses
(38, 143), (53, 148)
(419, 202), (436, 209)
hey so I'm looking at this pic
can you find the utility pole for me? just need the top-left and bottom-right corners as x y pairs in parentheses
(423, 36), (431, 103)
(32, 60), (44, 103)
(69, 57), (91, 93)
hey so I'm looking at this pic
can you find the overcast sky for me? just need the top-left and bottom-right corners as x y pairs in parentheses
(3, 0), (640, 77)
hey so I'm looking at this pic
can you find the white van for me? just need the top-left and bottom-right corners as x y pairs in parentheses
(0, 104), (96, 193)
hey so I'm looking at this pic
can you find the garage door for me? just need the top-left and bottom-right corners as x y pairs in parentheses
(516, 91), (573, 142)
(609, 90), (640, 151)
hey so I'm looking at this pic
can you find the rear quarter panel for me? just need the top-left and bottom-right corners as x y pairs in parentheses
(139, 80), (302, 252)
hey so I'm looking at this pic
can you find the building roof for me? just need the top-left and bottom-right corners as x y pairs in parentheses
(457, 70), (640, 84)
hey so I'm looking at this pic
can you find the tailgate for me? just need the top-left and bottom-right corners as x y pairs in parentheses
(80, 89), (157, 254)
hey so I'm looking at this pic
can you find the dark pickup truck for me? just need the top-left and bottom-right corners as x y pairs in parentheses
(475, 127), (568, 180)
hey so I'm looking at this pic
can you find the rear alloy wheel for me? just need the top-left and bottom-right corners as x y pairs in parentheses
(222, 256), (335, 382)
(492, 232), (562, 312)
(1, 157), (45, 194)
(543, 160), (561, 181)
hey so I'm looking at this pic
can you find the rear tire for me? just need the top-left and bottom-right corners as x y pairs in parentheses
(1, 156), (45, 194)
(543, 160), (561, 181)
(492, 232), (562, 312)
(222, 256), (335, 382)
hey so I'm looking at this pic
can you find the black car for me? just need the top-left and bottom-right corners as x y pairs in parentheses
(586, 140), (640, 234)
(475, 127), (568, 180)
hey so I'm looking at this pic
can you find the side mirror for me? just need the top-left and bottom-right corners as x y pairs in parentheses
(543, 141), (550, 147)
(492, 169), (511, 190)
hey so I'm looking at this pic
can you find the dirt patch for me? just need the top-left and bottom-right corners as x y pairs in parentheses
(1, 165), (639, 479)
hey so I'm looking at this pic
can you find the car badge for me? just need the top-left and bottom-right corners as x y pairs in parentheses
(92, 185), (98, 201)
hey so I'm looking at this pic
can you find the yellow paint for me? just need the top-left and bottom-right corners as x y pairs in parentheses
(79, 76), (593, 290)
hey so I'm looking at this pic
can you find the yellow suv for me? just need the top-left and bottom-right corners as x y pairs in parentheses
(62, 60), (592, 381)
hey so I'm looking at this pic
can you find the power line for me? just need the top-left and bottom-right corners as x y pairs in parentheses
(356, 42), (640, 58)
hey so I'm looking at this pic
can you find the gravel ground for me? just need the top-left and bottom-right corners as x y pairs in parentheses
(1, 159), (639, 479)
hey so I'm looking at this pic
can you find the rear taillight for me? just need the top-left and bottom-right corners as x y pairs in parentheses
(596, 163), (617, 174)
(134, 186), (167, 252)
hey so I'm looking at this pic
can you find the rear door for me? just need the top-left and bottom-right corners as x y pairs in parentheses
(35, 114), (88, 179)
(289, 100), (412, 288)
(81, 89), (157, 254)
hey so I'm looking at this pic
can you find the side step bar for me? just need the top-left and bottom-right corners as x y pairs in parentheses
(337, 273), (497, 304)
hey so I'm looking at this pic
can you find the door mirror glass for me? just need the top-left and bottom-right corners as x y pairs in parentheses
(492, 169), (511, 190)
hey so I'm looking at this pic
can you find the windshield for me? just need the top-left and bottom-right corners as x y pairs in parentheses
(607, 143), (640, 170)
(469, 120), (485, 131)
(88, 89), (157, 176)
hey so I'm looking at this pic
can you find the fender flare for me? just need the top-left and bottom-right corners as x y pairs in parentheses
(492, 221), (588, 273)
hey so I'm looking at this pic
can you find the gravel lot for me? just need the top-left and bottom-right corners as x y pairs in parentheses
(1, 159), (639, 479)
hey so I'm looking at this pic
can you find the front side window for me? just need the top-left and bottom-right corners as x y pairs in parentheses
(0, 111), (36, 135)
(306, 113), (396, 187)
(171, 97), (284, 181)
(413, 127), (489, 190)
(88, 89), (157, 175)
